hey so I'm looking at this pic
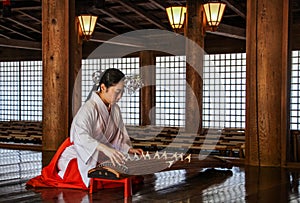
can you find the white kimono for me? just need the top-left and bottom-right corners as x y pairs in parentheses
(57, 91), (132, 187)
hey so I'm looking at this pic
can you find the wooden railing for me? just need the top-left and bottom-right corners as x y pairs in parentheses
(0, 121), (42, 150)
(0, 121), (245, 157)
(127, 126), (245, 158)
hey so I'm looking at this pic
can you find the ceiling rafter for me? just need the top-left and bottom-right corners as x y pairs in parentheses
(0, 33), (10, 39)
(16, 10), (41, 23)
(117, 1), (167, 30)
(222, 0), (246, 19)
(90, 10), (121, 34)
(96, 8), (141, 30)
(96, 22), (119, 35)
(148, 0), (167, 11)
(0, 0), (250, 53)
(6, 17), (41, 34)
(0, 24), (34, 40)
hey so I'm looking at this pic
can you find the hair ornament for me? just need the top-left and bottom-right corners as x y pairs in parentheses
(92, 70), (143, 95)
(92, 70), (102, 85)
(124, 74), (144, 95)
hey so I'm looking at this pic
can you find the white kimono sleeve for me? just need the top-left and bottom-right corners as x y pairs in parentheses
(109, 104), (132, 153)
(70, 101), (101, 164)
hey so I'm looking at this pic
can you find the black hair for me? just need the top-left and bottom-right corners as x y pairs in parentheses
(99, 68), (125, 89)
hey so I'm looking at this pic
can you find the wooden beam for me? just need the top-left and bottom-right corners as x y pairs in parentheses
(0, 47), (41, 61)
(90, 32), (145, 48)
(88, 30), (187, 57)
(118, 1), (167, 30)
(205, 34), (245, 54)
(0, 38), (41, 50)
(0, 143), (42, 151)
(207, 24), (246, 40)
(12, 6), (41, 11)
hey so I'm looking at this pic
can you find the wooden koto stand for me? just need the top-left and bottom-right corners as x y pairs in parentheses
(89, 175), (132, 198)
(88, 152), (233, 197)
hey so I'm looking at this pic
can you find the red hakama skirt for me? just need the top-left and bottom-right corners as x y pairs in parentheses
(26, 138), (141, 190)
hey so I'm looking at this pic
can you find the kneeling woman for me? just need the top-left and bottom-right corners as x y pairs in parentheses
(27, 68), (143, 190)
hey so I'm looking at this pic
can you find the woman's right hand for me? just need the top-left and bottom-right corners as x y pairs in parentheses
(96, 143), (125, 166)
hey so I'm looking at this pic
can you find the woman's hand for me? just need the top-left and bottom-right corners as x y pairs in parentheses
(96, 143), (125, 166)
(128, 148), (144, 155)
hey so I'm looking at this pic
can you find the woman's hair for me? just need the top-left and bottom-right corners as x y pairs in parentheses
(99, 68), (125, 89)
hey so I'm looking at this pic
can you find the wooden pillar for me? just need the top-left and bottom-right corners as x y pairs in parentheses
(246, 0), (289, 166)
(42, 0), (72, 166)
(140, 51), (156, 126)
(185, 0), (204, 133)
(70, 2), (82, 121)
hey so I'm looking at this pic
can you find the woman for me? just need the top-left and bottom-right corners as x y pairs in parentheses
(26, 68), (143, 190)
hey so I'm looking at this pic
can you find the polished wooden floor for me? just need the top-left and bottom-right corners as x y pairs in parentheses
(1, 148), (300, 203)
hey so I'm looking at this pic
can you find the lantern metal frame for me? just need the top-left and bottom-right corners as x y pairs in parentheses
(203, 1), (226, 31)
(78, 14), (98, 41)
(166, 6), (187, 31)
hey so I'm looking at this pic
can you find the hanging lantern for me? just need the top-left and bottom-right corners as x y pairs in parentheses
(203, 1), (226, 31)
(166, 6), (186, 30)
(78, 14), (98, 40)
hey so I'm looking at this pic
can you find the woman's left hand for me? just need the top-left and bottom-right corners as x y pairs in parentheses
(128, 148), (144, 155)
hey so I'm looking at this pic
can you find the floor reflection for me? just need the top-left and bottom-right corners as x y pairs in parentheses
(2, 149), (300, 202)
(27, 188), (89, 203)
(245, 166), (300, 203)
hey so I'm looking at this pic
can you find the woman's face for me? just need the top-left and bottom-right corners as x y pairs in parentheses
(100, 81), (125, 105)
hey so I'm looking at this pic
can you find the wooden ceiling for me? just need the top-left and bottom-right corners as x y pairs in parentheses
(0, 0), (298, 60)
